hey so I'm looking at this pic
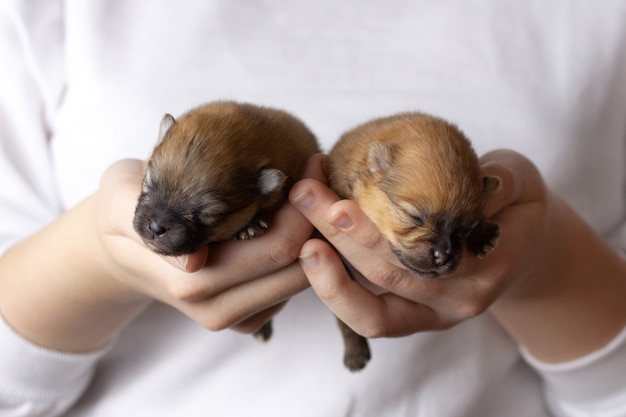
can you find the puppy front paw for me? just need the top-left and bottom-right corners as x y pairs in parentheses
(235, 213), (271, 240)
(466, 221), (500, 258)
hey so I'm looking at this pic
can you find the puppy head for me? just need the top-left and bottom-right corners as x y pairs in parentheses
(133, 113), (286, 256)
(357, 115), (499, 277)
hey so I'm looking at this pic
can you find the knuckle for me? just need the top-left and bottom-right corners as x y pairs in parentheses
(419, 281), (446, 302)
(202, 315), (232, 332)
(452, 297), (490, 321)
(359, 321), (387, 338)
(231, 322), (256, 334)
(432, 318), (456, 331)
(315, 277), (345, 303)
(357, 228), (388, 250)
(196, 302), (242, 331)
(166, 279), (209, 303)
(232, 316), (269, 335)
(369, 262), (404, 289)
(269, 234), (303, 266)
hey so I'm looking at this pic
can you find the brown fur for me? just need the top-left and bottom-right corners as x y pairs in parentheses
(326, 112), (499, 277)
(325, 112), (500, 371)
(134, 101), (319, 256)
(133, 101), (370, 372)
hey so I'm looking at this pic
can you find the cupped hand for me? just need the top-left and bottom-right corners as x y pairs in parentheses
(289, 150), (551, 338)
(94, 158), (315, 335)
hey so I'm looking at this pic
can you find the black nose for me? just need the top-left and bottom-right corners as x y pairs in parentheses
(147, 221), (167, 238)
(431, 235), (452, 267)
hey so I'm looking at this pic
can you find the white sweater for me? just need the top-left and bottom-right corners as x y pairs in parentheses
(1, 1), (625, 416)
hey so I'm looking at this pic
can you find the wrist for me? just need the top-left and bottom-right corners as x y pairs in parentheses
(491, 196), (626, 362)
(0, 196), (151, 353)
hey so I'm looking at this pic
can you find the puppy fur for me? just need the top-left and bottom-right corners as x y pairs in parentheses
(134, 101), (369, 371)
(325, 112), (500, 370)
(134, 101), (319, 256)
(326, 111), (500, 278)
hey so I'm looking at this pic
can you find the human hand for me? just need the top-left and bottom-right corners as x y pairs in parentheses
(94, 158), (313, 335)
(289, 150), (551, 337)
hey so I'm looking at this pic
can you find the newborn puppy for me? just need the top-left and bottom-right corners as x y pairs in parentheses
(133, 101), (319, 341)
(134, 101), (319, 256)
(325, 111), (500, 369)
(326, 111), (500, 277)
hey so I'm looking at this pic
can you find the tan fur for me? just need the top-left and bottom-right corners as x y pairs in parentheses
(134, 101), (387, 372)
(134, 101), (319, 255)
(326, 112), (498, 277)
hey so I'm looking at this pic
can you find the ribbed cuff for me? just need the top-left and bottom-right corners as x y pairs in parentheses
(0, 312), (113, 403)
(521, 325), (626, 417)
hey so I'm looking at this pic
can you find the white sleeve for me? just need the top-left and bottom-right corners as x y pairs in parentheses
(0, 3), (109, 416)
(0, 0), (65, 256)
(521, 325), (626, 417)
(0, 315), (113, 417)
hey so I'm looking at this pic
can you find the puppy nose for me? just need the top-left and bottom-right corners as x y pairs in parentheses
(148, 220), (167, 238)
(432, 249), (449, 266)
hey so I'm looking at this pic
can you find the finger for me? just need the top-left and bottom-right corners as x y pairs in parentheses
(99, 159), (209, 274)
(197, 201), (313, 295)
(326, 199), (401, 266)
(299, 238), (389, 336)
(182, 261), (309, 331)
(291, 178), (431, 298)
(230, 302), (287, 335)
(176, 154), (325, 276)
(415, 187), (551, 322)
(98, 159), (146, 239)
(300, 153), (327, 184)
(300, 193), (501, 324)
(290, 178), (390, 254)
(162, 245), (209, 273)
(480, 150), (546, 217)
(289, 177), (340, 235)
(298, 238), (445, 336)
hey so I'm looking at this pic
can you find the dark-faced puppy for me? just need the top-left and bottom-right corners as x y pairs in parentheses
(134, 101), (319, 256)
(133, 101), (319, 342)
(325, 111), (500, 369)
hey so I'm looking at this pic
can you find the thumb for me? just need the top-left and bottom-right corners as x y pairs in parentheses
(480, 150), (545, 218)
(162, 244), (209, 272)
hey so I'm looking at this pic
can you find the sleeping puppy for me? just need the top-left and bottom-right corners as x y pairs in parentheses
(325, 111), (500, 369)
(134, 101), (319, 256)
(133, 101), (319, 342)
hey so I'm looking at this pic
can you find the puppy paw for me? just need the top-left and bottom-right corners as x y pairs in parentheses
(344, 337), (371, 372)
(253, 320), (273, 343)
(337, 315), (371, 372)
(235, 214), (271, 240)
(466, 221), (500, 258)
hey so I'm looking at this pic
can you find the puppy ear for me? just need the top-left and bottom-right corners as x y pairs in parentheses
(482, 176), (500, 197)
(367, 141), (393, 174)
(158, 114), (176, 143)
(258, 168), (287, 195)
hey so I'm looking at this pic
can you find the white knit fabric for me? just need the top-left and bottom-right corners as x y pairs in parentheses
(1, 1), (625, 416)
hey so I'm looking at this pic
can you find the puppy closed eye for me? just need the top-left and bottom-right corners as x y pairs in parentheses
(408, 213), (425, 226)
(397, 201), (426, 226)
(197, 200), (228, 225)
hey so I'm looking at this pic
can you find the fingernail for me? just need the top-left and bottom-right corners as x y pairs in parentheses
(175, 254), (188, 271)
(292, 190), (315, 210)
(299, 250), (320, 268)
(330, 212), (353, 230)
